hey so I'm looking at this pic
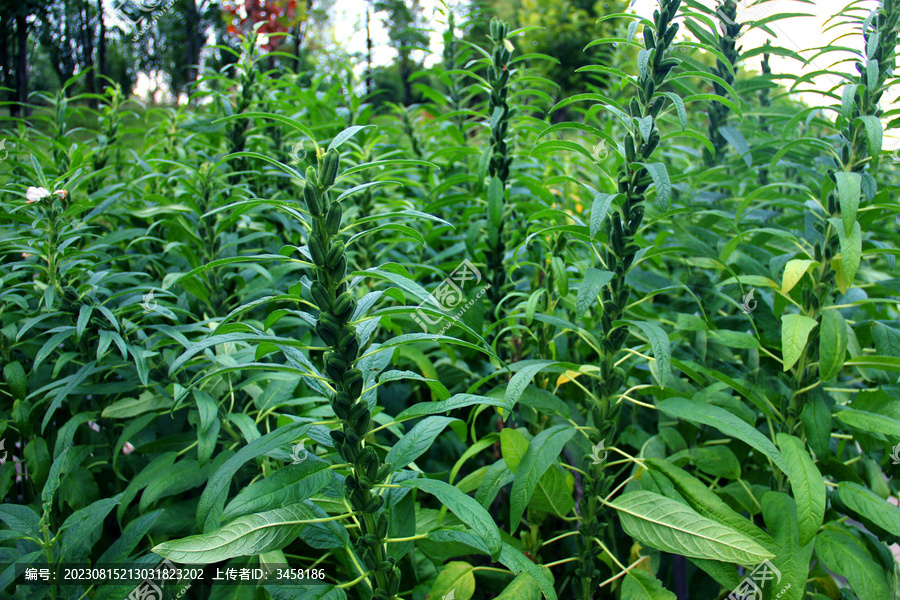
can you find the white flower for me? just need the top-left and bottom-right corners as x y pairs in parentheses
(25, 186), (50, 204)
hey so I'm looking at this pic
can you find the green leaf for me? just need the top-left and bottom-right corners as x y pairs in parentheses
(528, 466), (575, 518)
(475, 459), (514, 509)
(718, 126), (752, 167)
(872, 322), (900, 357)
(400, 478), (502, 560)
(576, 268), (614, 321)
(589, 193), (618, 239)
(800, 395), (832, 457)
(609, 491), (775, 564)
(836, 481), (900, 537)
(386, 416), (459, 471)
(776, 434), (825, 545)
(153, 502), (317, 564)
(59, 496), (121, 562)
(657, 398), (789, 473)
(781, 259), (816, 294)
(815, 528), (892, 600)
(636, 162), (671, 211)
(497, 541), (557, 600)
(328, 125), (374, 151)
(834, 408), (900, 438)
(508, 425), (575, 531)
(621, 569), (677, 600)
(855, 115), (883, 162)
(626, 320), (671, 388)
(2, 362), (26, 401)
(396, 394), (514, 421)
(661, 92), (687, 132)
(196, 421), (310, 532)
(644, 458), (775, 552)
(844, 355), (900, 373)
(550, 256), (568, 297)
(781, 314), (818, 371)
(488, 176), (504, 229)
(832, 219), (862, 293)
(819, 310), (848, 381)
(761, 492), (814, 600)
(222, 460), (331, 521)
(505, 361), (559, 410)
(689, 446), (741, 479)
(429, 561), (475, 600)
(496, 572), (542, 600)
(834, 172), (861, 236)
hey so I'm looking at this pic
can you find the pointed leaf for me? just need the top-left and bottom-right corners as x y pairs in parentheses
(776, 434), (825, 545)
(781, 314), (818, 371)
(609, 491), (775, 564)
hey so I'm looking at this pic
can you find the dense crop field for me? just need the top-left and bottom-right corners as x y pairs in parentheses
(3, 0), (900, 599)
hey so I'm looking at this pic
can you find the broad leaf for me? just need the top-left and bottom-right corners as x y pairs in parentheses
(609, 491), (775, 564)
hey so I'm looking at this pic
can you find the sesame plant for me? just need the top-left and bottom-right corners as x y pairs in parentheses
(2, 2), (900, 600)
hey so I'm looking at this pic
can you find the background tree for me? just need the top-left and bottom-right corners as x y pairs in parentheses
(373, 0), (429, 105)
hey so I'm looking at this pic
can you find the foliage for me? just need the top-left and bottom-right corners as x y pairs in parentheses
(2, 1), (900, 600)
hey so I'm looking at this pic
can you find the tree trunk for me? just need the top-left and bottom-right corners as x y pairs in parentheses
(292, 25), (301, 72)
(366, 7), (372, 96)
(14, 10), (27, 118)
(185, 0), (200, 92)
(0, 8), (12, 119)
(96, 0), (106, 79)
(80, 0), (96, 109)
(400, 53), (412, 105)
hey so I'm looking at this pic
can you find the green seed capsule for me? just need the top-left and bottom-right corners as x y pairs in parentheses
(305, 166), (318, 188)
(346, 428), (361, 445)
(332, 292), (356, 320)
(303, 183), (322, 216)
(325, 203), (342, 236)
(310, 281), (331, 311)
(322, 148), (340, 188)
(326, 352), (348, 372)
(377, 561), (393, 572)
(326, 241), (345, 268)
(377, 463), (393, 481)
(309, 236), (328, 268)
(349, 402), (369, 423)
(364, 495), (384, 513)
(316, 313), (340, 345)
(337, 325), (358, 348)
